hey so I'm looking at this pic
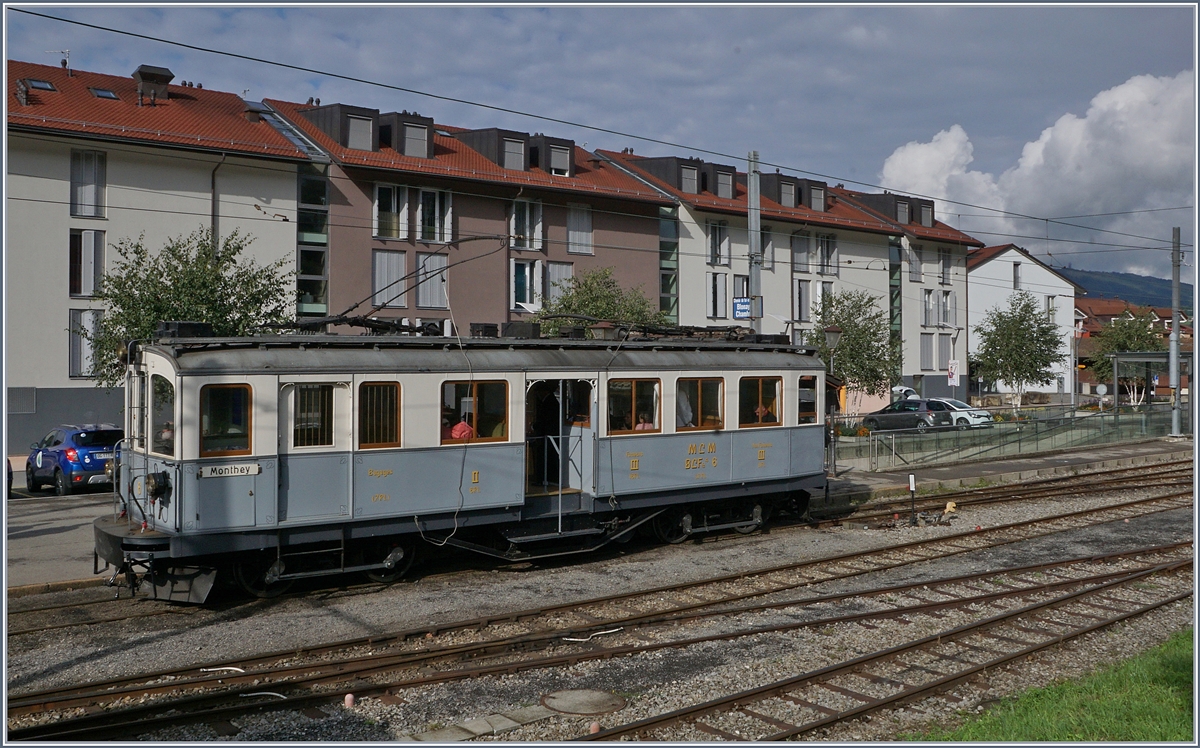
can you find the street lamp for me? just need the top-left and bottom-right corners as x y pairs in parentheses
(824, 326), (842, 478)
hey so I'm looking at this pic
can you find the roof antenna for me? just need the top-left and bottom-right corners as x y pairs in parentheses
(46, 49), (70, 76)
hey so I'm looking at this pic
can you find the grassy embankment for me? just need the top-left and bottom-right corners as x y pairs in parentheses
(909, 627), (1194, 742)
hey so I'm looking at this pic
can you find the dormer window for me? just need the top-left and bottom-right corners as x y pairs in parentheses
(347, 115), (373, 150)
(503, 139), (524, 170)
(681, 166), (698, 194)
(897, 201), (910, 224)
(89, 88), (119, 100)
(780, 182), (796, 208)
(810, 187), (825, 212)
(716, 172), (733, 199)
(549, 146), (570, 176)
(404, 125), (428, 158)
(920, 205), (933, 227)
(26, 79), (55, 91)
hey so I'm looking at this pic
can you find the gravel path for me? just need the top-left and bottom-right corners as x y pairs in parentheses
(7, 479), (1193, 741)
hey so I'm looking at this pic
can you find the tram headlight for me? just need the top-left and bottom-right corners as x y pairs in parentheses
(146, 471), (170, 498)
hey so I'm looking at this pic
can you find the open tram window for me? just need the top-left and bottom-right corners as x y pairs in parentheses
(199, 384), (251, 457)
(150, 374), (174, 457)
(676, 378), (723, 431)
(294, 384), (334, 447)
(359, 382), (401, 449)
(798, 376), (819, 424)
(566, 381), (592, 427)
(608, 379), (660, 434)
(739, 376), (781, 427)
(442, 381), (508, 444)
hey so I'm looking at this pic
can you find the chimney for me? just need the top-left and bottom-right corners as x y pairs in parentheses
(132, 64), (174, 102)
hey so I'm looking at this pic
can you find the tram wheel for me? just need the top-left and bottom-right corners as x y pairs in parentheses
(364, 541), (416, 584)
(653, 508), (691, 545)
(233, 554), (293, 598)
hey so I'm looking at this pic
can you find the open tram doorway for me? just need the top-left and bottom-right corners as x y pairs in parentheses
(525, 379), (593, 499)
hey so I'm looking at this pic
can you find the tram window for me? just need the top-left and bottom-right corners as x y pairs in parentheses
(132, 372), (146, 449)
(359, 382), (401, 449)
(608, 379), (660, 434)
(798, 376), (818, 424)
(442, 381), (508, 444)
(150, 374), (174, 457)
(294, 384), (334, 447)
(676, 378), (723, 430)
(199, 384), (251, 457)
(739, 376), (781, 427)
(567, 381), (592, 427)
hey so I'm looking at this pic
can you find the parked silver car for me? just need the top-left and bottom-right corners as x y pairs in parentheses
(928, 398), (994, 428)
(861, 399), (954, 432)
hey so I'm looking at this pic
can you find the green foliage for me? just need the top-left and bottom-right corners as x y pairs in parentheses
(1089, 312), (1167, 405)
(909, 628), (1193, 742)
(83, 227), (295, 388)
(534, 266), (668, 336)
(974, 291), (1065, 411)
(801, 288), (900, 398)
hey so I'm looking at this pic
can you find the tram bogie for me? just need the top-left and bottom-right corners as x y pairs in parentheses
(95, 330), (828, 602)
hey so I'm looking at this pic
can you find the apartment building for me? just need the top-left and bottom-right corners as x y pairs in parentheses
(264, 100), (670, 332)
(6, 61), (311, 447)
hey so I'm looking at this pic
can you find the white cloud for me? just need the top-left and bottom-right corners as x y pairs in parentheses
(878, 71), (1195, 277)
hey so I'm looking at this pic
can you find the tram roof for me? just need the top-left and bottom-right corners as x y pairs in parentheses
(143, 335), (826, 375)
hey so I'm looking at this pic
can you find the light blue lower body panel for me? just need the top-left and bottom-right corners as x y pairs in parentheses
(353, 444), (525, 518)
(790, 425), (825, 476)
(596, 432), (733, 496)
(280, 453), (351, 523)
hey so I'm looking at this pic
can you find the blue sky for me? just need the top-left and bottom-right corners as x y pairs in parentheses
(7, 4), (1195, 279)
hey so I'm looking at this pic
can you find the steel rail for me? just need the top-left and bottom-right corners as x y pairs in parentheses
(581, 562), (1194, 741)
(9, 556), (1191, 741)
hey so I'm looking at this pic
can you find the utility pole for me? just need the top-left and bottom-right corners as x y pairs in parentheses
(1170, 226), (1182, 436)
(747, 151), (762, 334)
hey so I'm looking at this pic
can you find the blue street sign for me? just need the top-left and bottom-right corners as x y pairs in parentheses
(733, 297), (752, 320)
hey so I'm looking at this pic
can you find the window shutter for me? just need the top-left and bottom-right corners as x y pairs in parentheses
(372, 185), (381, 236)
(509, 258), (517, 309)
(829, 236), (839, 277)
(398, 186), (409, 239)
(508, 203), (517, 246)
(791, 233), (809, 272)
(949, 291), (958, 326)
(533, 202), (544, 250)
(706, 272), (716, 317)
(69, 309), (82, 376)
(441, 191), (453, 243)
(533, 260), (545, 310)
(716, 273), (727, 317)
(80, 230), (97, 296)
(707, 222), (716, 264)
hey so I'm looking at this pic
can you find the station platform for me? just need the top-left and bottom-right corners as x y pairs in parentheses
(5, 437), (1193, 596)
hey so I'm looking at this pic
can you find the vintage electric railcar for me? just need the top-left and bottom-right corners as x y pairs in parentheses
(95, 331), (828, 602)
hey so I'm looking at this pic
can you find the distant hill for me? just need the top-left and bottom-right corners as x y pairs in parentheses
(1056, 268), (1193, 311)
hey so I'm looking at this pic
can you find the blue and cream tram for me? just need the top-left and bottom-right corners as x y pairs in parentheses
(95, 329), (828, 601)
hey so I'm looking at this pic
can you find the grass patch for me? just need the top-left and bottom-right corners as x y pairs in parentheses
(908, 628), (1193, 742)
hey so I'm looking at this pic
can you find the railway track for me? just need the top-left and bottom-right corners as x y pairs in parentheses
(582, 562), (1193, 741)
(8, 488), (1192, 741)
(7, 459), (1188, 640)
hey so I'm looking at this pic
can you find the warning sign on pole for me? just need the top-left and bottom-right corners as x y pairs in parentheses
(947, 359), (960, 387)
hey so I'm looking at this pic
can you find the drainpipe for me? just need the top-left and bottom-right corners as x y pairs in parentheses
(210, 153), (228, 255)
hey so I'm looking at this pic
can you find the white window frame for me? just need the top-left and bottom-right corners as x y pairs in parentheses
(372, 249), (407, 308)
(403, 124), (428, 158)
(939, 249), (951, 285)
(908, 245), (923, 282)
(791, 231), (811, 273)
(897, 201), (910, 224)
(780, 182), (796, 208)
(920, 204), (933, 227)
(69, 309), (102, 378)
(373, 183), (409, 239)
(708, 220), (730, 266)
(503, 138), (525, 171)
(706, 272), (727, 319)
(546, 261), (573, 304)
(1045, 294), (1056, 321)
(681, 166), (698, 194)
(760, 226), (774, 270)
(567, 204), (593, 255)
(1013, 261), (1022, 290)
(70, 149), (106, 218)
(70, 229), (104, 297)
(510, 258), (544, 311)
(817, 233), (838, 276)
(942, 290), (957, 326)
(810, 186), (825, 212)
(416, 252), (448, 309)
(716, 171), (734, 199)
(549, 146), (571, 176)
(510, 199), (543, 250)
(793, 278), (811, 322)
(415, 188), (453, 243)
(817, 280), (834, 314)
(923, 289), (934, 327)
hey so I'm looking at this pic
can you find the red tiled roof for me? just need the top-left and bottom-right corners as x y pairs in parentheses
(8, 61), (310, 160)
(832, 186), (984, 247)
(599, 150), (900, 235)
(265, 99), (671, 204)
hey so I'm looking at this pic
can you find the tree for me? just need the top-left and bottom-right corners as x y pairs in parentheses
(800, 288), (901, 412)
(534, 266), (668, 336)
(1089, 311), (1166, 406)
(974, 290), (1065, 412)
(82, 227), (295, 388)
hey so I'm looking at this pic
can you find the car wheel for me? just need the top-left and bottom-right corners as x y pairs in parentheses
(956, 418), (969, 430)
(26, 465), (40, 492)
(915, 420), (929, 433)
(54, 469), (71, 496)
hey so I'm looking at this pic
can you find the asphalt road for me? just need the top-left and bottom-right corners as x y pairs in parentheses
(5, 485), (116, 588)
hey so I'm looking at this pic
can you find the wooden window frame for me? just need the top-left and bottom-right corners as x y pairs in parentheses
(358, 381), (402, 449)
(199, 383), (253, 458)
(607, 378), (661, 436)
(293, 383), (335, 449)
(441, 380), (509, 445)
(738, 376), (782, 428)
(676, 377), (724, 432)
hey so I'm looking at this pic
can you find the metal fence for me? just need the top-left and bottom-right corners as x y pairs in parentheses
(830, 402), (1192, 473)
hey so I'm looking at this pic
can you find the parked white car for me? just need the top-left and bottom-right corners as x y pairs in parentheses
(928, 398), (994, 428)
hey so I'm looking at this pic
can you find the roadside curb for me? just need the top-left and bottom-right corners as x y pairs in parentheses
(828, 447), (1194, 506)
(8, 577), (109, 598)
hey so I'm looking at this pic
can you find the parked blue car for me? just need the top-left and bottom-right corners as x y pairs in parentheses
(26, 424), (123, 496)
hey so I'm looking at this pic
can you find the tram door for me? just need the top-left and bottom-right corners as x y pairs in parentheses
(525, 380), (594, 501)
(277, 382), (353, 523)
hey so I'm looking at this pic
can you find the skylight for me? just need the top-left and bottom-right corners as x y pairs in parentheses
(26, 79), (55, 91)
(89, 88), (119, 100)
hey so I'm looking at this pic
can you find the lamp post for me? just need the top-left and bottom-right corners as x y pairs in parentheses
(824, 325), (842, 478)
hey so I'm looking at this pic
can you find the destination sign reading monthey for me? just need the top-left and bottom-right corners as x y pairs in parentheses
(199, 464), (262, 478)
